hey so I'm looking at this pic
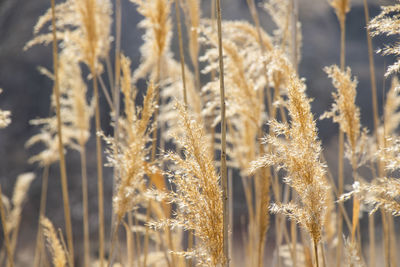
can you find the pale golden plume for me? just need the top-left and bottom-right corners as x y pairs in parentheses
(41, 217), (67, 267)
(369, 2), (400, 76)
(158, 101), (224, 266)
(252, 60), (329, 245)
(321, 65), (364, 166)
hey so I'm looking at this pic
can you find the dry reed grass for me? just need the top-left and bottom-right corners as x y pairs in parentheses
(4, 0), (400, 267)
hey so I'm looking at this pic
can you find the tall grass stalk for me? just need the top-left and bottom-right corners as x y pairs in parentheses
(112, 2), (122, 265)
(79, 145), (90, 267)
(331, 0), (349, 264)
(174, 0), (188, 106)
(215, 0), (229, 265)
(33, 165), (50, 267)
(93, 70), (105, 267)
(362, 1), (378, 264)
(0, 185), (14, 267)
(173, 1), (192, 265)
(290, 1), (299, 265)
(50, 0), (74, 264)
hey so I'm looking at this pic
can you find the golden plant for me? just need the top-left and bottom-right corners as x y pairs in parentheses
(7, 0), (400, 266)
(252, 53), (330, 266)
(158, 102), (224, 266)
(369, 1), (400, 77)
(321, 65), (367, 169)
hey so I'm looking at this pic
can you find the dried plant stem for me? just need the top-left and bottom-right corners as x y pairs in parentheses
(112, 3), (122, 265)
(246, 0), (272, 115)
(381, 209), (390, 267)
(50, 0), (74, 264)
(122, 221), (133, 267)
(291, 213), (297, 267)
(216, 0), (229, 265)
(79, 145), (90, 267)
(314, 240), (319, 267)
(388, 214), (397, 267)
(92, 71), (105, 267)
(33, 164), (50, 267)
(151, 61), (161, 161)
(0, 185), (13, 267)
(245, 3), (273, 265)
(362, 0), (378, 137)
(142, 200), (152, 267)
(174, 0), (188, 106)
(113, 0), (122, 191)
(228, 168), (233, 267)
(336, 14), (346, 267)
(290, 2), (299, 265)
(58, 228), (72, 267)
(127, 213), (134, 267)
(320, 243), (327, 267)
(98, 75), (114, 111)
(368, 214), (376, 267)
(188, 229), (194, 267)
(108, 218), (121, 267)
(134, 215), (142, 267)
(362, 2), (381, 266)
(291, 0), (298, 72)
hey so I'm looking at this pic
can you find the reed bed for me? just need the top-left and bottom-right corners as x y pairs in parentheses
(3, 0), (400, 266)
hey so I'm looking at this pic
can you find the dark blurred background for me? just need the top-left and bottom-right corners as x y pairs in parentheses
(0, 0), (396, 265)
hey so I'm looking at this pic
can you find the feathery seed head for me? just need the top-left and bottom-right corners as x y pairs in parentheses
(162, 101), (224, 266)
(369, 2), (400, 76)
(321, 65), (363, 166)
(253, 65), (329, 243)
(41, 217), (67, 267)
(330, 0), (351, 26)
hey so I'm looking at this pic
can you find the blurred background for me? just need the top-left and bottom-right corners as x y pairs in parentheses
(0, 0), (396, 265)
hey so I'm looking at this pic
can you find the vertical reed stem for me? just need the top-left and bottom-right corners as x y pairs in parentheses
(0, 185), (13, 267)
(215, 0), (229, 265)
(92, 71), (105, 267)
(336, 14), (346, 267)
(80, 145), (90, 267)
(33, 165), (50, 267)
(50, 0), (74, 264)
(314, 240), (319, 267)
(174, 0), (188, 106)
(362, 2), (379, 266)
